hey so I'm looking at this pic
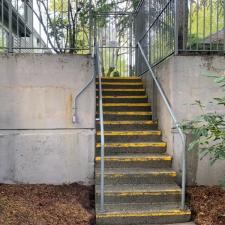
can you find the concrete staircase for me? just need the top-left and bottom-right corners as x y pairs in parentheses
(95, 77), (191, 225)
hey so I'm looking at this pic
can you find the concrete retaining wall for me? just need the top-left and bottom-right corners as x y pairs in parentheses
(0, 54), (95, 185)
(142, 55), (225, 185)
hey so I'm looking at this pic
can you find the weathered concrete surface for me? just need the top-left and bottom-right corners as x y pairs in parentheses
(0, 54), (95, 129)
(0, 129), (95, 184)
(0, 54), (95, 185)
(142, 55), (225, 185)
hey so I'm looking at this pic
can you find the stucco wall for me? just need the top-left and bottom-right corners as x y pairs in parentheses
(0, 54), (95, 185)
(142, 55), (225, 185)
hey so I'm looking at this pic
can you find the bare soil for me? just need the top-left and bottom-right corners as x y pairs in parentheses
(187, 186), (225, 225)
(0, 183), (95, 225)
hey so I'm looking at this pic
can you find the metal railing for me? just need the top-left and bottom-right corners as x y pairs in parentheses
(134, 0), (175, 73)
(0, 0), (91, 53)
(95, 12), (135, 77)
(137, 42), (186, 210)
(95, 42), (105, 212)
(177, 0), (225, 52)
(134, 0), (225, 69)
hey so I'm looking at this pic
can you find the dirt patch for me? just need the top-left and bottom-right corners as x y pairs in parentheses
(187, 186), (225, 225)
(0, 183), (95, 225)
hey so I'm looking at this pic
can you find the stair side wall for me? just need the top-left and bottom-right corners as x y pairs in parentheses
(0, 54), (95, 185)
(142, 55), (225, 186)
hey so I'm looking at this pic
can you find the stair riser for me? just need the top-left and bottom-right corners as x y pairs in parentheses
(97, 84), (144, 89)
(99, 98), (149, 103)
(95, 194), (181, 204)
(96, 147), (166, 156)
(96, 214), (191, 225)
(95, 175), (176, 185)
(101, 115), (152, 121)
(97, 91), (146, 96)
(96, 124), (158, 131)
(95, 161), (171, 169)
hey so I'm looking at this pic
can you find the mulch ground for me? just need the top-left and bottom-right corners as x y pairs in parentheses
(0, 183), (95, 225)
(187, 186), (225, 225)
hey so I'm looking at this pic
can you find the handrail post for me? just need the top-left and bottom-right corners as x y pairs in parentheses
(181, 132), (186, 210)
(137, 42), (186, 210)
(96, 44), (105, 212)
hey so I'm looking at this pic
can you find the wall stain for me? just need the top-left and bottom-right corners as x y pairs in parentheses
(65, 93), (73, 126)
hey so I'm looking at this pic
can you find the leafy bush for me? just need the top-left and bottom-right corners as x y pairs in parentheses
(180, 73), (225, 165)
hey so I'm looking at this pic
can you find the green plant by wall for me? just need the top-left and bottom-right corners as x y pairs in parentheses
(180, 71), (225, 186)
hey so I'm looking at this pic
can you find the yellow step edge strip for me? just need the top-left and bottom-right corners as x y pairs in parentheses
(96, 121), (157, 125)
(97, 189), (181, 197)
(98, 171), (177, 178)
(96, 156), (172, 162)
(96, 112), (152, 115)
(97, 89), (145, 92)
(96, 82), (143, 85)
(97, 210), (191, 218)
(97, 103), (151, 107)
(97, 96), (148, 99)
(100, 77), (140, 80)
(96, 142), (166, 148)
(96, 131), (161, 136)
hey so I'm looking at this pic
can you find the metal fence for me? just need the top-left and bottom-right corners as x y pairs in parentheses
(134, 0), (225, 72)
(95, 13), (135, 77)
(134, 0), (175, 74)
(178, 0), (225, 52)
(0, 0), (91, 53)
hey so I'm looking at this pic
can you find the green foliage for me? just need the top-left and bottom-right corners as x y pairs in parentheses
(180, 73), (225, 166)
(188, 0), (225, 48)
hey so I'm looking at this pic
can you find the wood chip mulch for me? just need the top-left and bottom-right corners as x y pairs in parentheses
(187, 186), (225, 225)
(0, 183), (95, 225)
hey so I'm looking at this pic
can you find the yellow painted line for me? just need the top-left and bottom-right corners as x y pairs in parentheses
(97, 96), (148, 99)
(96, 155), (171, 162)
(96, 142), (166, 148)
(96, 131), (161, 136)
(97, 210), (191, 218)
(99, 190), (181, 197)
(97, 121), (157, 125)
(100, 77), (140, 80)
(96, 82), (143, 85)
(98, 171), (177, 178)
(97, 89), (145, 92)
(96, 111), (152, 115)
(97, 103), (151, 107)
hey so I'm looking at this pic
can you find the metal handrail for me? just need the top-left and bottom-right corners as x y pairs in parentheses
(137, 42), (186, 210)
(95, 43), (105, 212)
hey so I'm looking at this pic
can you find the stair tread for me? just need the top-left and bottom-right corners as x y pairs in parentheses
(96, 142), (166, 147)
(99, 77), (140, 79)
(96, 111), (152, 115)
(96, 82), (143, 85)
(95, 184), (181, 193)
(96, 153), (171, 161)
(97, 103), (151, 106)
(97, 96), (148, 99)
(96, 130), (161, 135)
(96, 202), (184, 212)
(96, 208), (191, 217)
(95, 167), (176, 175)
(96, 87), (145, 92)
(96, 120), (156, 124)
